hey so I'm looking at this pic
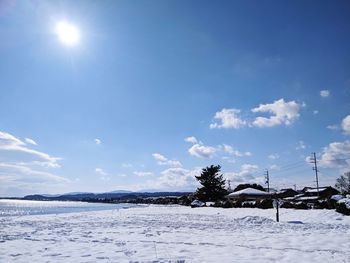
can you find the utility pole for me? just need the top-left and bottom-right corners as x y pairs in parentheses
(310, 152), (320, 196)
(293, 184), (297, 191)
(265, 169), (270, 192)
(227, 180), (232, 192)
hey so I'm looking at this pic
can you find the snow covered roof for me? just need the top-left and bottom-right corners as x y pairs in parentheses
(227, 188), (271, 197)
(331, 195), (344, 201)
(305, 187), (328, 193)
(295, 196), (319, 201)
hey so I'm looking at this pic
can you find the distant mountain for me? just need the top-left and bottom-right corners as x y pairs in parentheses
(40, 194), (62, 198)
(63, 192), (94, 195)
(23, 190), (192, 202)
(105, 190), (133, 194)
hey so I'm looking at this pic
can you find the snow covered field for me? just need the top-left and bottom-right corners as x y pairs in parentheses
(1, 204), (350, 262)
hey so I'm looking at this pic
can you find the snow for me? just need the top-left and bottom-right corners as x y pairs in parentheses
(295, 196), (319, 201)
(331, 195), (344, 201)
(305, 187), (328, 193)
(190, 200), (205, 207)
(338, 197), (350, 209)
(1, 205), (350, 262)
(227, 187), (270, 197)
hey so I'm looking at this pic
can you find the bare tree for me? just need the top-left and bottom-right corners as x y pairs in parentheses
(335, 172), (350, 194)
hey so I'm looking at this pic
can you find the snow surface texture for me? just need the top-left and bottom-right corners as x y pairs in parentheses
(1, 205), (350, 262)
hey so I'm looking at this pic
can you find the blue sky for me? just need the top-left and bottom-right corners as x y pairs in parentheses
(0, 0), (350, 196)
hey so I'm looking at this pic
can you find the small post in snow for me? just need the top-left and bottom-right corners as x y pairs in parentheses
(273, 199), (280, 222)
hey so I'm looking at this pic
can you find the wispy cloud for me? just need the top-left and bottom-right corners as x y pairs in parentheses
(152, 153), (182, 167)
(320, 90), (330, 98)
(221, 144), (251, 157)
(133, 171), (154, 177)
(0, 163), (68, 183)
(0, 131), (67, 196)
(268, 154), (280, 160)
(184, 136), (198, 144)
(25, 138), (37, 145)
(0, 131), (61, 168)
(121, 163), (133, 168)
(94, 138), (102, 145)
(327, 124), (339, 130)
(296, 140), (306, 150)
(95, 168), (110, 180)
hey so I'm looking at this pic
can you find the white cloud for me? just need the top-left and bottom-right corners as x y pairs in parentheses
(222, 156), (236, 164)
(157, 167), (200, 190)
(95, 168), (110, 180)
(0, 162), (70, 197)
(320, 90), (330, 98)
(121, 163), (133, 168)
(133, 171), (154, 177)
(225, 164), (261, 185)
(95, 168), (107, 176)
(269, 164), (280, 171)
(113, 167), (201, 192)
(94, 138), (101, 145)
(152, 153), (182, 167)
(251, 99), (300, 127)
(327, 124), (339, 130)
(139, 167), (201, 191)
(268, 154), (280, 160)
(313, 110), (319, 115)
(188, 143), (217, 158)
(341, 115), (350, 135)
(0, 131), (60, 168)
(318, 140), (350, 171)
(186, 140), (250, 160)
(0, 131), (67, 196)
(221, 144), (251, 157)
(296, 140), (306, 150)
(25, 138), (37, 145)
(0, 163), (68, 183)
(184, 136), (198, 144)
(152, 153), (167, 163)
(210, 108), (246, 129)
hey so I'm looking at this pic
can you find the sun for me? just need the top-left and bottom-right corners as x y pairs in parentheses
(55, 21), (80, 46)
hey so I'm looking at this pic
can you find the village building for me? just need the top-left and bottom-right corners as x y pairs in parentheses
(226, 188), (272, 201)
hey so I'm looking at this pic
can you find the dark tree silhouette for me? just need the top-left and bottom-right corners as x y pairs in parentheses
(195, 165), (228, 202)
(233, 183), (265, 192)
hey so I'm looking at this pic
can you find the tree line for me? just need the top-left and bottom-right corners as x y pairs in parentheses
(194, 165), (350, 202)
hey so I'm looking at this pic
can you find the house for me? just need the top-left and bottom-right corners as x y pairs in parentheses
(276, 188), (299, 199)
(302, 186), (339, 199)
(282, 186), (340, 208)
(226, 188), (272, 201)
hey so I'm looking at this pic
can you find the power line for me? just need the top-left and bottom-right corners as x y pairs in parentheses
(277, 160), (306, 169)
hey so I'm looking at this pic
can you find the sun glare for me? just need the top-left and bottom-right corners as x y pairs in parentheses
(55, 21), (80, 46)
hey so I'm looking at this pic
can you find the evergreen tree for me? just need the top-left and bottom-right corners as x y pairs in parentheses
(195, 165), (228, 202)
